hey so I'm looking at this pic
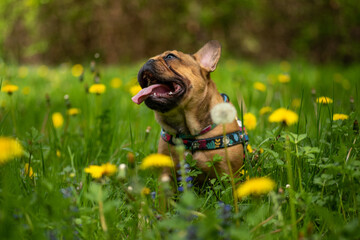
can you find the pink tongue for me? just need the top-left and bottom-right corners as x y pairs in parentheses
(131, 84), (170, 104)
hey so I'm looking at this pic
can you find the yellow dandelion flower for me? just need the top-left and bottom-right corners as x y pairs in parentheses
(89, 83), (106, 95)
(67, 108), (80, 116)
(84, 165), (104, 179)
(278, 74), (290, 83)
(52, 112), (64, 128)
(259, 106), (272, 115)
(141, 187), (151, 196)
(259, 148), (264, 154)
(268, 108), (298, 126)
(22, 86), (30, 95)
(240, 169), (250, 180)
(333, 113), (349, 121)
(140, 153), (174, 170)
(101, 163), (117, 176)
(71, 64), (84, 77)
(246, 144), (253, 153)
(236, 177), (275, 199)
(0, 137), (23, 164)
(37, 65), (49, 78)
(1, 84), (19, 95)
(56, 150), (61, 158)
(316, 96), (333, 104)
(129, 85), (142, 97)
(18, 66), (29, 78)
(291, 98), (301, 109)
(110, 77), (122, 89)
(84, 163), (117, 179)
(244, 113), (257, 130)
(24, 163), (34, 178)
(280, 61), (291, 72)
(253, 82), (266, 92)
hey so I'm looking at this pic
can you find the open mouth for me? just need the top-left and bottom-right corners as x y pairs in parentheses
(132, 70), (185, 105)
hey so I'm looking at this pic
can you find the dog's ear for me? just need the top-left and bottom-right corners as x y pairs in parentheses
(193, 40), (221, 72)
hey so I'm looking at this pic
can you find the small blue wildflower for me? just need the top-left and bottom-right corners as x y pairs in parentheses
(186, 225), (198, 240)
(151, 191), (156, 199)
(60, 187), (73, 199)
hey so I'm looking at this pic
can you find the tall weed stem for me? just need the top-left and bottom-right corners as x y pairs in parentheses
(285, 134), (298, 239)
(222, 124), (238, 216)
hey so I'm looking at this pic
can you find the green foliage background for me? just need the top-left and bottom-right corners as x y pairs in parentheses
(1, 0), (360, 63)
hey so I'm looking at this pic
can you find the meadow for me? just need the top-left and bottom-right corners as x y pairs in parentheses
(0, 58), (359, 239)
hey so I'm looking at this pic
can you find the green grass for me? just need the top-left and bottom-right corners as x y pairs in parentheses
(0, 59), (359, 239)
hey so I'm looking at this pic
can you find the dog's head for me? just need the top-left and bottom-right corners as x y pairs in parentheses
(132, 40), (221, 113)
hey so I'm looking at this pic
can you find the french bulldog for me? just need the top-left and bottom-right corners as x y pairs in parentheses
(132, 40), (244, 181)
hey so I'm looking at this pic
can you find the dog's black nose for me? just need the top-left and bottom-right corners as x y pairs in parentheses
(143, 59), (156, 70)
(146, 59), (155, 65)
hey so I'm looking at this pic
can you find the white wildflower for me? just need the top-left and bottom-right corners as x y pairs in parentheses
(161, 174), (170, 183)
(118, 164), (126, 179)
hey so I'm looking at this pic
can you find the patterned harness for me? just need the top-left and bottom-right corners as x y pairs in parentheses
(160, 94), (249, 153)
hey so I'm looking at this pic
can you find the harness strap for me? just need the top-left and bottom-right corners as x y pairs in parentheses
(161, 128), (247, 152)
(160, 93), (249, 152)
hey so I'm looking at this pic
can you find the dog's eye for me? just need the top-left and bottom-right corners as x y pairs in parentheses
(164, 54), (177, 60)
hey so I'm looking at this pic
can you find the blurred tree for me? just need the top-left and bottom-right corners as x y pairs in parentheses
(1, 0), (359, 63)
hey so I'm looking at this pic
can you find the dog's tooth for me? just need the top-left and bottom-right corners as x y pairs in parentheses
(169, 91), (173, 95)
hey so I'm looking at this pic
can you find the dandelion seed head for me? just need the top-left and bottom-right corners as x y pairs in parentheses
(210, 102), (237, 125)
